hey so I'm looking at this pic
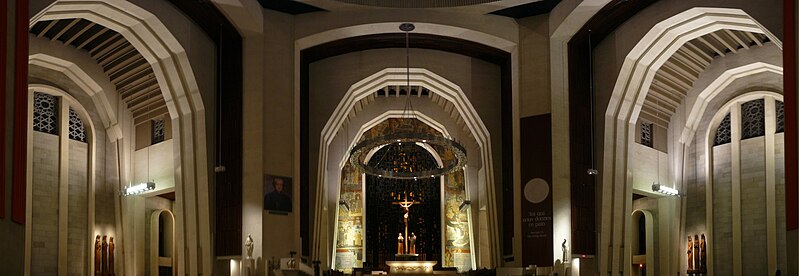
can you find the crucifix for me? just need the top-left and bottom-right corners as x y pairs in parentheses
(392, 191), (419, 255)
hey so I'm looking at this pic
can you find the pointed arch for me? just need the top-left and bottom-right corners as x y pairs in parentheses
(31, 1), (211, 274)
(314, 68), (497, 268)
(601, 7), (782, 275)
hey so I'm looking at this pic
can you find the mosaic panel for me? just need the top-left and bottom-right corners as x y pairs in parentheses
(443, 170), (472, 272)
(335, 164), (364, 272)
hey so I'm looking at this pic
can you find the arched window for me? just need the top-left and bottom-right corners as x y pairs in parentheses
(741, 99), (765, 139)
(714, 113), (731, 146)
(33, 92), (59, 135)
(68, 107), (87, 143)
(712, 97), (784, 146)
(27, 86), (96, 275)
(776, 101), (785, 133)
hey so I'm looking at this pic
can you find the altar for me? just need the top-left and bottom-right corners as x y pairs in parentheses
(333, 119), (476, 273)
(385, 261), (438, 274)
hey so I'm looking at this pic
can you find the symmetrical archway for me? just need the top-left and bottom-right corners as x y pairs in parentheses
(315, 68), (494, 269)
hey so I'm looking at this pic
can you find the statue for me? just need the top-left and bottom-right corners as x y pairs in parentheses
(700, 234), (707, 272)
(397, 233), (405, 254)
(109, 237), (115, 276)
(245, 234), (254, 259)
(94, 235), (102, 274)
(102, 235), (109, 276)
(687, 236), (693, 271)
(409, 233), (417, 254)
(693, 234), (700, 272)
(562, 239), (568, 263)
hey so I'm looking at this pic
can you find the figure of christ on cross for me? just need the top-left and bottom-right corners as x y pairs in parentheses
(392, 191), (419, 255)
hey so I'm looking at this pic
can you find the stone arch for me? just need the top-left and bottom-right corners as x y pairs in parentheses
(28, 53), (121, 140)
(315, 67), (494, 267)
(682, 63), (783, 145)
(31, 1), (211, 274)
(601, 7), (782, 275)
(298, 22), (518, 266)
(700, 90), (784, 274)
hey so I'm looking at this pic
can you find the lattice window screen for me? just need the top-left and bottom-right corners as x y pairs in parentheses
(777, 100), (785, 133)
(151, 118), (165, 144)
(33, 92), (59, 135)
(640, 122), (653, 148)
(714, 113), (732, 146)
(68, 107), (87, 142)
(741, 99), (765, 139)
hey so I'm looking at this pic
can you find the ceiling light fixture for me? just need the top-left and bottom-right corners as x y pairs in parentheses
(652, 183), (679, 197)
(121, 181), (155, 196)
(348, 23), (467, 180)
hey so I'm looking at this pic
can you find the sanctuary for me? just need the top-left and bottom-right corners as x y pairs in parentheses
(0, 0), (797, 276)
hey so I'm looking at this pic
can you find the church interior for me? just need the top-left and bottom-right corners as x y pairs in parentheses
(0, 0), (797, 275)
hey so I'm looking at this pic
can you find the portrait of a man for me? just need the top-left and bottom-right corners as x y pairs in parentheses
(264, 175), (292, 212)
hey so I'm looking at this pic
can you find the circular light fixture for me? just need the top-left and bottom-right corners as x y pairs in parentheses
(347, 23), (467, 179)
(349, 133), (466, 180)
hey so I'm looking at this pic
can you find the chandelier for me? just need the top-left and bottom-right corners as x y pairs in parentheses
(348, 23), (467, 180)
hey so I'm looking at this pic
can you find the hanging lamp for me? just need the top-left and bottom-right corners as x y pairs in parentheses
(348, 23), (467, 180)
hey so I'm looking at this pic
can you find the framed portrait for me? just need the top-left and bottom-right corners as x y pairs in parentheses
(264, 174), (292, 213)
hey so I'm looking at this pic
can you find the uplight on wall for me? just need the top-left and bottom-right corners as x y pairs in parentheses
(121, 182), (155, 196)
(651, 183), (679, 197)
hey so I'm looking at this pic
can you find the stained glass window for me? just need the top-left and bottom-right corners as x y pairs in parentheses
(741, 99), (765, 139)
(640, 122), (653, 148)
(776, 100), (785, 133)
(714, 113), (731, 146)
(33, 92), (59, 135)
(151, 118), (165, 144)
(68, 107), (87, 142)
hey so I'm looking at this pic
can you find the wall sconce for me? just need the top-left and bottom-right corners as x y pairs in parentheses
(459, 200), (471, 211)
(651, 183), (679, 197)
(121, 182), (155, 196)
(339, 200), (350, 212)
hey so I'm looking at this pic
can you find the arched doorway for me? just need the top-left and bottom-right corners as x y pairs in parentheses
(150, 209), (176, 276)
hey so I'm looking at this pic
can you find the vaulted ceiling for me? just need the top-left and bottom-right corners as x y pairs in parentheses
(30, 18), (168, 125)
(640, 29), (770, 129)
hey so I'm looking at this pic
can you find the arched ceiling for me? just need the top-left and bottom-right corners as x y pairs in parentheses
(29, 18), (168, 125)
(640, 29), (771, 129)
(340, 85), (473, 140)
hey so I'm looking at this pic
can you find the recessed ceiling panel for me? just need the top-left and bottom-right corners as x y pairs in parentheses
(332, 0), (500, 8)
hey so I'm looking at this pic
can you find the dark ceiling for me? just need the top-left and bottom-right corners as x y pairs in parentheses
(257, 0), (560, 18)
(257, 0), (326, 14)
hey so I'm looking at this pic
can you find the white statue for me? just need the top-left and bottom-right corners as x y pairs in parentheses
(245, 234), (254, 259)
